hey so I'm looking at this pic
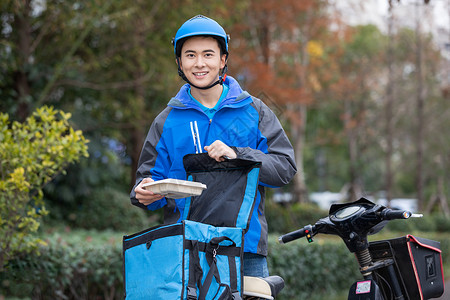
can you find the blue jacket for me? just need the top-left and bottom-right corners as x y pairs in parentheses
(130, 76), (296, 255)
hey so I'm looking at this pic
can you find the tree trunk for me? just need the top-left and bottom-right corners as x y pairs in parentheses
(385, 3), (395, 206)
(129, 13), (147, 189)
(425, 176), (450, 217)
(129, 126), (144, 188)
(415, 4), (425, 211)
(344, 100), (359, 202)
(291, 39), (310, 203)
(291, 103), (308, 203)
(13, 0), (32, 121)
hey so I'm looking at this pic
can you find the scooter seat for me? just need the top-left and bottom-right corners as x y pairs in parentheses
(243, 275), (285, 299)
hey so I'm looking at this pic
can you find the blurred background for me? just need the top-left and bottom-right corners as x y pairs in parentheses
(1, 0), (449, 299)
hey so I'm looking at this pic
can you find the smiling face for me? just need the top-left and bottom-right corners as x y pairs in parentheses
(179, 36), (227, 89)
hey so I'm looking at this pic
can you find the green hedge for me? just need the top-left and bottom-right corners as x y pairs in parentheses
(268, 237), (360, 299)
(1, 231), (449, 299)
(1, 239), (123, 300)
(45, 188), (161, 232)
(0, 235), (365, 300)
(266, 200), (328, 234)
(385, 214), (450, 233)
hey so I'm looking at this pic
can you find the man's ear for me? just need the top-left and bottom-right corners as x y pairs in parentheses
(176, 57), (183, 71)
(220, 54), (227, 69)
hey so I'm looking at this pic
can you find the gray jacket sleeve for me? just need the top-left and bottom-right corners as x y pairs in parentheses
(130, 107), (171, 209)
(234, 98), (297, 187)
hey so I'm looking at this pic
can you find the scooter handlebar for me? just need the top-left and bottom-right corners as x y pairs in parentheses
(278, 224), (314, 244)
(381, 208), (412, 220)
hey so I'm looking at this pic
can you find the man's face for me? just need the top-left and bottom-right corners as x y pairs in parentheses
(179, 36), (226, 89)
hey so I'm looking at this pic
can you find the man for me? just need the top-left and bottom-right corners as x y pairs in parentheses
(130, 15), (296, 277)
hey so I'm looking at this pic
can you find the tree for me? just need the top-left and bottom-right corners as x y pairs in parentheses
(227, 0), (332, 202)
(385, 6), (445, 210)
(1, 0), (114, 120)
(328, 24), (387, 201)
(385, 2), (396, 205)
(0, 106), (89, 271)
(1, 0), (226, 196)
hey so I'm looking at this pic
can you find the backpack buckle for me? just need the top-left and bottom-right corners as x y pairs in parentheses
(186, 286), (197, 300)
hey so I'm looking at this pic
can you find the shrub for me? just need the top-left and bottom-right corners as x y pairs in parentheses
(434, 215), (450, 232)
(2, 230), (449, 300)
(47, 188), (159, 232)
(0, 106), (89, 271)
(268, 237), (360, 299)
(42, 136), (135, 229)
(385, 218), (416, 233)
(266, 200), (327, 234)
(1, 233), (360, 300)
(1, 236), (123, 300)
(385, 213), (447, 233)
(269, 231), (450, 299)
(73, 188), (155, 231)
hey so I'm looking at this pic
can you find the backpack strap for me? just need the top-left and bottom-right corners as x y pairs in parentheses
(199, 236), (240, 300)
(185, 236), (242, 300)
(186, 240), (204, 300)
(227, 254), (240, 299)
(199, 250), (221, 300)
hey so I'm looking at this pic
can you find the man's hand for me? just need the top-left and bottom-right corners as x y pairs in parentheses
(204, 140), (237, 162)
(134, 177), (164, 206)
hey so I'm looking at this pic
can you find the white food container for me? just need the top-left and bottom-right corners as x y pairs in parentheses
(142, 179), (207, 199)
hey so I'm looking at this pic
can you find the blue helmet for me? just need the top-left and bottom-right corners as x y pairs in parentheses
(173, 15), (229, 57)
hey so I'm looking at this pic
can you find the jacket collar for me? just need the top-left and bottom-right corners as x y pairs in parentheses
(168, 76), (252, 109)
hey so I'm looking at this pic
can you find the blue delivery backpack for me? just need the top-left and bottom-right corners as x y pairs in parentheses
(123, 153), (261, 299)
